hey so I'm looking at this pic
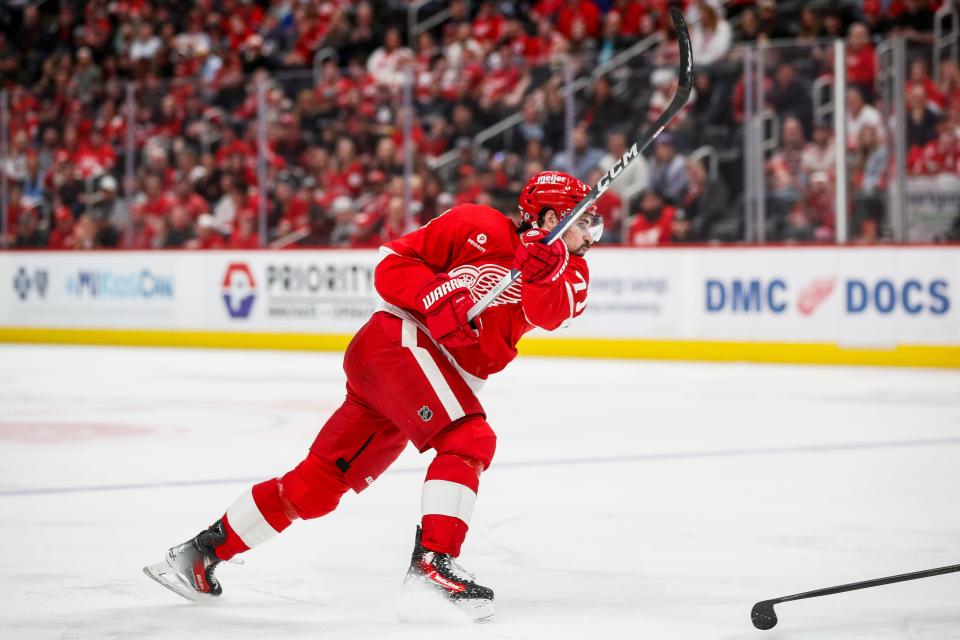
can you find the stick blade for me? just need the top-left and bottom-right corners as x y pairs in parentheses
(751, 600), (778, 630)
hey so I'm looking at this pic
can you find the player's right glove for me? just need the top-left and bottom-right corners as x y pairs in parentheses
(417, 273), (481, 349)
(514, 227), (569, 284)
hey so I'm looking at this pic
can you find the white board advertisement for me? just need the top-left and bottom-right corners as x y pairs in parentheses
(1, 248), (958, 349)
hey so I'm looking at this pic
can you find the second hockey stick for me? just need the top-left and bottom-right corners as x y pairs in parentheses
(751, 562), (960, 630)
(466, 6), (693, 323)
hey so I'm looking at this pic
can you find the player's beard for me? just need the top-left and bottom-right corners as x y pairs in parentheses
(570, 242), (591, 256)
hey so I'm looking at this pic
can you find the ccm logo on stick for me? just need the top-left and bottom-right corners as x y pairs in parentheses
(596, 143), (639, 195)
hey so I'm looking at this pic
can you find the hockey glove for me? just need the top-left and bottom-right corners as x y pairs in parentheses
(514, 228), (569, 284)
(417, 274), (481, 349)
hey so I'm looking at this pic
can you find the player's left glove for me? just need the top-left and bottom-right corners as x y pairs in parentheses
(417, 273), (481, 349)
(514, 228), (568, 284)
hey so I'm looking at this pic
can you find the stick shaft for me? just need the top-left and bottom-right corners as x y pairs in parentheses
(775, 563), (960, 605)
(465, 7), (692, 323)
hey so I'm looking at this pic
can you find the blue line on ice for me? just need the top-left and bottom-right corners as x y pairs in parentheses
(4, 436), (959, 498)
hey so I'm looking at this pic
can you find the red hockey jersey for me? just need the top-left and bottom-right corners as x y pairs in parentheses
(375, 204), (590, 382)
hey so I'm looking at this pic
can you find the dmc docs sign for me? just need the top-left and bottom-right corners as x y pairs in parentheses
(697, 248), (958, 347)
(213, 252), (380, 332)
(1, 253), (177, 328)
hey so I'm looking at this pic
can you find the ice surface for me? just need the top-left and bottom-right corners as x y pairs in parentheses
(1, 344), (959, 639)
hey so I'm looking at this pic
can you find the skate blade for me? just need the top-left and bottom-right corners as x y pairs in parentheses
(457, 598), (495, 623)
(398, 577), (495, 623)
(143, 562), (216, 604)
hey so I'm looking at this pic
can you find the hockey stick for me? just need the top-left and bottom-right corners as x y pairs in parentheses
(465, 6), (693, 323)
(751, 562), (960, 630)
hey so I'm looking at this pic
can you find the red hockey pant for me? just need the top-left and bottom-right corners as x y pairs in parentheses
(213, 312), (496, 561)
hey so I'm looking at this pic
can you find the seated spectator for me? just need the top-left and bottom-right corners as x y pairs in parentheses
(939, 60), (960, 114)
(846, 86), (885, 150)
(647, 132), (687, 204)
(585, 167), (625, 243)
(893, 0), (936, 39)
(802, 122), (836, 178)
(677, 157), (728, 242)
(582, 76), (630, 146)
(910, 119), (960, 175)
(549, 126), (605, 178)
(768, 62), (812, 138)
(627, 190), (676, 246)
(190, 214), (226, 249)
(783, 171), (834, 243)
(768, 117), (809, 206)
(367, 27), (413, 90)
(851, 124), (888, 241)
(906, 84), (941, 148)
(228, 212), (261, 249)
(598, 131), (649, 209)
(14, 199), (46, 248)
(846, 23), (877, 102)
(689, 0), (732, 67)
(164, 205), (195, 248)
(328, 196), (358, 247)
(647, 68), (695, 134)
(555, 0), (602, 42)
(47, 205), (76, 250)
(907, 58), (947, 113)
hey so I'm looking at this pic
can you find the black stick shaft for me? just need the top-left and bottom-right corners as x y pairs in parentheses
(465, 7), (692, 323)
(775, 563), (960, 605)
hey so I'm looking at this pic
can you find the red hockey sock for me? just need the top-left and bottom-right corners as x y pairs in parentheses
(420, 453), (481, 557)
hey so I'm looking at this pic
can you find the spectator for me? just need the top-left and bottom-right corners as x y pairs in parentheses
(846, 86), (885, 150)
(627, 190), (676, 246)
(782, 170), (834, 243)
(164, 205), (195, 248)
(598, 131), (649, 208)
(367, 27), (413, 90)
(907, 58), (947, 113)
(129, 23), (162, 62)
(328, 196), (359, 246)
(14, 200), (46, 248)
(851, 124), (888, 241)
(767, 62), (812, 138)
(801, 122), (836, 178)
(555, 0), (602, 42)
(191, 213), (227, 249)
(585, 167), (625, 243)
(677, 157), (728, 242)
(228, 212), (260, 250)
(767, 117), (809, 223)
(72, 214), (100, 250)
(846, 24), (877, 102)
(689, 0), (732, 66)
(906, 84), (941, 148)
(47, 205), (76, 250)
(647, 133), (687, 204)
(893, 0), (935, 40)
(549, 126), (605, 178)
(581, 76), (631, 146)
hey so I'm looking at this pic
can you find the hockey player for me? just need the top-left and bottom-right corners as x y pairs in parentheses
(144, 170), (601, 621)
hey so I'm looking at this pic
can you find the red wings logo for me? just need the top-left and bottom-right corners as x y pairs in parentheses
(797, 277), (836, 316)
(448, 264), (521, 307)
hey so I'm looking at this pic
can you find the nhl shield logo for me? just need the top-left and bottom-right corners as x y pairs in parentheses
(418, 406), (433, 422)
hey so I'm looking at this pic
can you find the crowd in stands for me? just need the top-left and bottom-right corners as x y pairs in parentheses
(0, 0), (957, 250)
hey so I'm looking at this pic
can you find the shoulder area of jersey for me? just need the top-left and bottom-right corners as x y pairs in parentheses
(439, 203), (514, 227)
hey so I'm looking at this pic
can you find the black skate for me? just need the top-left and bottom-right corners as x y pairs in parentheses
(403, 526), (495, 622)
(143, 519), (229, 602)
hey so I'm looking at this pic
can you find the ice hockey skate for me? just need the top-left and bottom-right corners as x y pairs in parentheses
(401, 526), (494, 622)
(143, 520), (229, 602)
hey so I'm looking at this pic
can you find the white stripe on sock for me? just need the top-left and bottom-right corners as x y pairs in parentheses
(421, 479), (477, 523)
(225, 488), (279, 548)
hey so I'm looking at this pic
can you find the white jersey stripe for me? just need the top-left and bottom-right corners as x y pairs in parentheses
(400, 319), (466, 421)
(421, 479), (478, 523)
(225, 488), (280, 548)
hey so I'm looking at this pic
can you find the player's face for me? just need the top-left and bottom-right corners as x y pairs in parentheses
(541, 211), (597, 257)
(561, 216), (595, 256)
